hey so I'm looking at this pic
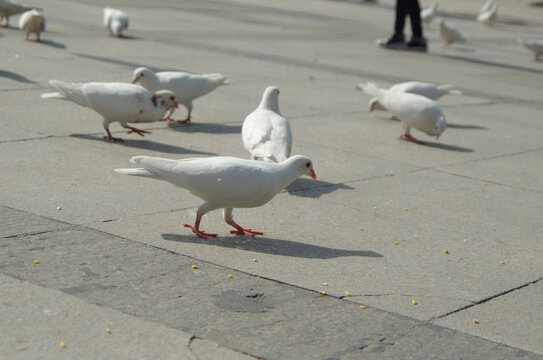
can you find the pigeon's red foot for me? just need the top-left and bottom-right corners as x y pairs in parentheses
(177, 117), (191, 124)
(183, 223), (217, 238)
(390, 114), (399, 120)
(229, 228), (264, 237)
(400, 134), (425, 145)
(125, 127), (151, 137)
(103, 135), (124, 142)
(159, 116), (174, 121)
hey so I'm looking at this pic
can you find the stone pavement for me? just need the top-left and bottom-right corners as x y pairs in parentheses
(1, 0), (542, 358)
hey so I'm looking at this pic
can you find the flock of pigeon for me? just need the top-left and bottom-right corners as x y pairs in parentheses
(420, 0), (543, 60)
(1, 0), (540, 238)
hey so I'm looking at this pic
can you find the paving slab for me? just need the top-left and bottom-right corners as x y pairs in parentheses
(0, 273), (254, 360)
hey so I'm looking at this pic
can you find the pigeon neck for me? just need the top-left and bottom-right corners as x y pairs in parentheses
(275, 159), (303, 190)
(258, 96), (280, 112)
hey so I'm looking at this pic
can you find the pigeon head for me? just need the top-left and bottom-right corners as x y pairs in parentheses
(154, 90), (178, 110)
(258, 86), (280, 112)
(286, 155), (317, 180)
(429, 115), (447, 139)
(132, 67), (153, 85)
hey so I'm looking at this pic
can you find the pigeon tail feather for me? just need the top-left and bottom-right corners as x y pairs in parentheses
(114, 168), (158, 179)
(437, 84), (462, 95)
(358, 82), (386, 102)
(203, 73), (228, 85)
(45, 80), (89, 107)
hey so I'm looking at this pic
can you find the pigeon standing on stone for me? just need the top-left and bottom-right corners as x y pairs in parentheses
(19, 8), (44, 41)
(517, 38), (543, 61)
(103, 7), (128, 37)
(439, 20), (465, 47)
(477, 0), (498, 25)
(0, 0), (34, 27)
(358, 82), (446, 144)
(41, 80), (178, 141)
(421, 2), (438, 28)
(115, 155), (316, 238)
(357, 81), (461, 113)
(131, 67), (228, 123)
(242, 86), (292, 163)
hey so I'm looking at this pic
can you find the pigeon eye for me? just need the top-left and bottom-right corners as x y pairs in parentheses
(140, 73), (144, 77)
(305, 162), (311, 168)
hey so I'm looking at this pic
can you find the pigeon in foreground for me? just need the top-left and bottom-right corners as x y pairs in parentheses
(131, 67), (228, 123)
(19, 8), (44, 41)
(358, 82), (446, 144)
(477, 0), (498, 25)
(115, 155), (317, 238)
(517, 38), (543, 61)
(439, 20), (465, 47)
(0, 0), (34, 27)
(421, 2), (438, 28)
(242, 86), (292, 163)
(103, 7), (128, 37)
(356, 81), (461, 113)
(41, 80), (178, 141)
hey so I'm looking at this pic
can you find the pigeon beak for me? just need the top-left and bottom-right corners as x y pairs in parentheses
(310, 169), (317, 179)
(131, 78), (137, 84)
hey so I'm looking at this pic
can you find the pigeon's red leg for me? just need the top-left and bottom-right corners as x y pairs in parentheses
(227, 222), (264, 237)
(123, 125), (152, 137)
(390, 114), (399, 120)
(223, 207), (263, 237)
(103, 127), (124, 142)
(184, 211), (217, 238)
(177, 116), (191, 124)
(400, 133), (425, 145)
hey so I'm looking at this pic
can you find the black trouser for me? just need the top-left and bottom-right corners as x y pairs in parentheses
(394, 0), (423, 38)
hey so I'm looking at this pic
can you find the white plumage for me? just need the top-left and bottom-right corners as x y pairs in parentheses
(357, 81), (461, 113)
(477, 0), (498, 25)
(103, 7), (128, 37)
(439, 20), (465, 47)
(421, 2), (438, 27)
(41, 80), (178, 141)
(242, 86), (292, 163)
(0, 0), (34, 27)
(517, 38), (543, 61)
(358, 82), (447, 144)
(115, 155), (316, 238)
(131, 67), (228, 123)
(19, 8), (44, 41)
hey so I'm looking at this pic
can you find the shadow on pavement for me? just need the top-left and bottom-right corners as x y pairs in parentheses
(168, 122), (241, 134)
(162, 233), (383, 259)
(447, 123), (488, 130)
(286, 178), (354, 198)
(38, 39), (66, 49)
(0, 70), (36, 83)
(422, 141), (474, 152)
(70, 133), (217, 155)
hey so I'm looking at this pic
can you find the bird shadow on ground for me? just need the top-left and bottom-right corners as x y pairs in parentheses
(161, 233), (383, 259)
(0, 70), (36, 83)
(447, 123), (488, 130)
(73, 53), (163, 72)
(286, 178), (354, 198)
(70, 133), (217, 155)
(421, 141), (474, 152)
(167, 122), (242, 135)
(37, 39), (66, 49)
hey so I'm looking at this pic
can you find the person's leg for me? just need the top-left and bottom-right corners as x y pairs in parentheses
(407, 0), (423, 38)
(394, 0), (409, 37)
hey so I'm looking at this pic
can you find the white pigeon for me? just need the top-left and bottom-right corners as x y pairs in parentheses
(479, 0), (494, 14)
(19, 8), (44, 41)
(103, 7), (128, 37)
(358, 82), (446, 144)
(477, 0), (498, 25)
(357, 81), (462, 113)
(115, 155), (317, 238)
(0, 0), (34, 27)
(131, 67), (228, 123)
(439, 20), (465, 47)
(41, 80), (178, 142)
(517, 38), (543, 61)
(421, 2), (438, 28)
(242, 86), (292, 163)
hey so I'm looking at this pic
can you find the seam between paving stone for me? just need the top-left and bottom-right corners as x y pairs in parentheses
(3, 207), (543, 358)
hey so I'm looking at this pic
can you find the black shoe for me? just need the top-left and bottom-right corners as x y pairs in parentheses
(376, 33), (406, 50)
(407, 37), (428, 52)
